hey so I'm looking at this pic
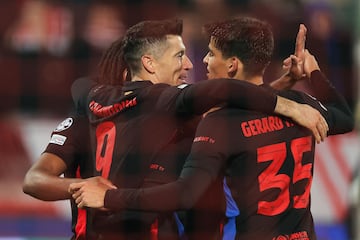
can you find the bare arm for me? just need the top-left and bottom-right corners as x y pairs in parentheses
(270, 72), (298, 91)
(274, 96), (328, 143)
(23, 153), (83, 201)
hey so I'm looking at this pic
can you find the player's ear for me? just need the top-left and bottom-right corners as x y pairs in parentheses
(228, 57), (242, 78)
(141, 55), (156, 74)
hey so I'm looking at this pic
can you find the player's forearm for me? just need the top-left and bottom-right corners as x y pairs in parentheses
(309, 70), (353, 121)
(309, 70), (343, 104)
(104, 170), (213, 211)
(326, 107), (354, 135)
(270, 72), (297, 91)
(273, 96), (300, 119)
(309, 70), (354, 134)
(23, 173), (82, 201)
(104, 183), (186, 211)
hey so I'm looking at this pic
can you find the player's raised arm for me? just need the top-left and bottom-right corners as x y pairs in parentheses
(301, 49), (354, 135)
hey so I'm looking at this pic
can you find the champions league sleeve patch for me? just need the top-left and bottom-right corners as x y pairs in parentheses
(49, 134), (67, 146)
(54, 117), (73, 132)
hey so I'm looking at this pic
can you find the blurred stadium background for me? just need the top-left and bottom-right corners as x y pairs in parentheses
(0, 0), (359, 239)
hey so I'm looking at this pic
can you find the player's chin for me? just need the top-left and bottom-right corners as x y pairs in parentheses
(206, 73), (217, 80)
(206, 73), (211, 80)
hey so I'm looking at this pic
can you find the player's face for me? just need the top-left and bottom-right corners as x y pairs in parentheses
(154, 35), (193, 86)
(203, 37), (230, 80)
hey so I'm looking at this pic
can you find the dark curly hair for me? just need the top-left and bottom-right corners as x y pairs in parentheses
(203, 16), (274, 78)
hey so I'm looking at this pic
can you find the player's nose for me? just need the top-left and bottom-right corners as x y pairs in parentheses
(183, 55), (193, 70)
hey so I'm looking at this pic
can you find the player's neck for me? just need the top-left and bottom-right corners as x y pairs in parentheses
(131, 73), (154, 83)
(246, 75), (263, 85)
(233, 73), (263, 86)
(248, 76), (264, 85)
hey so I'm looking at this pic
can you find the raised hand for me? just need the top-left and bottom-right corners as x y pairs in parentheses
(272, 24), (309, 90)
(283, 24), (307, 80)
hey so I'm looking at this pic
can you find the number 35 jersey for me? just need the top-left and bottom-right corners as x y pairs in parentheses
(194, 106), (316, 239)
(184, 81), (352, 240)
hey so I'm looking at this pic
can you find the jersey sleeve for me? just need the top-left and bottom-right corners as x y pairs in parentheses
(103, 115), (227, 212)
(173, 79), (277, 115)
(279, 70), (354, 135)
(308, 70), (354, 135)
(44, 115), (90, 170)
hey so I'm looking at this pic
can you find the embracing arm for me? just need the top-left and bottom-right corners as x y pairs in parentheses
(23, 153), (82, 201)
(174, 76), (328, 143)
(104, 167), (213, 211)
(70, 117), (225, 211)
(23, 115), (92, 201)
(175, 78), (277, 115)
(70, 113), (234, 212)
(69, 166), (215, 211)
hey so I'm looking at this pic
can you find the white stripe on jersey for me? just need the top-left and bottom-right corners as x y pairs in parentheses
(305, 93), (328, 111)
